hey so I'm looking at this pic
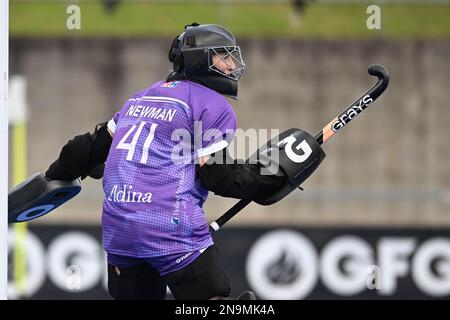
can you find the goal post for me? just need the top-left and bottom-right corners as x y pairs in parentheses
(0, 0), (9, 300)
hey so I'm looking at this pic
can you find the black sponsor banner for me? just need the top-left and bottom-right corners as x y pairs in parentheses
(8, 226), (110, 300)
(7, 225), (450, 300)
(215, 227), (450, 300)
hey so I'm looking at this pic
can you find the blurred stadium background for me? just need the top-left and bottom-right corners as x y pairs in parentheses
(6, 0), (450, 299)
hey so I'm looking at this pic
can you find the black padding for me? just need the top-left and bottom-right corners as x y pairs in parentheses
(8, 172), (81, 223)
(107, 263), (167, 300)
(45, 122), (112, 181)
(197, 148), (285, 200)
(90, 123), (113, 165)
(87, 163), (105, 180)
(253, 128), (326, 205)
(163, 245), (231, 300)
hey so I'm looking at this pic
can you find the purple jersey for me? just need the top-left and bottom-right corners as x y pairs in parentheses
(102, 80), (237, 258)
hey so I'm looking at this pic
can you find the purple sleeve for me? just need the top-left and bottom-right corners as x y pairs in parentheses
(107, 111), (120, 134)
(195, 103), (237, 158)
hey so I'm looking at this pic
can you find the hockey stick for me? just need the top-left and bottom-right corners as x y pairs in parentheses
(209, 64), (390, 233)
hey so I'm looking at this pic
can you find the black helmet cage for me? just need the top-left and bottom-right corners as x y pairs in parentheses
(168, 23), (245, 98)
(208, 46), (245, 81)
(182, 46), (245, 81)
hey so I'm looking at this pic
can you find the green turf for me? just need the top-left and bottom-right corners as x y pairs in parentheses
(9, 2), (450, 39)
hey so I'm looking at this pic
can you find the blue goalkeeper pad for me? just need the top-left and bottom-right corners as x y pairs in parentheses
(8, 172), (81, 223)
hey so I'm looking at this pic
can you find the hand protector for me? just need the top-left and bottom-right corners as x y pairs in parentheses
(252, 128), (326, 205)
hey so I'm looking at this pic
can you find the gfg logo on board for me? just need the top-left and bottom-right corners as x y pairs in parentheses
(246, 230), (450, 299)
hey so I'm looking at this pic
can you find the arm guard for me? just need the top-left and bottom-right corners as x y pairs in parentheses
(45, 122), (113, 181)
(197, 147), (286, 201)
